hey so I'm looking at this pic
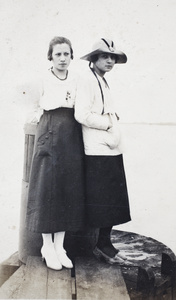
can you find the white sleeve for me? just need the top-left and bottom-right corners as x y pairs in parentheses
(26, 79), (43, 124)
(74, 76), (112, 130)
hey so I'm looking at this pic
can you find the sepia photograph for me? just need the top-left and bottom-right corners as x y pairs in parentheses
(0, 0), (176, 299)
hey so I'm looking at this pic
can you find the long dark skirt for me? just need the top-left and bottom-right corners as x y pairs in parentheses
(26, 108), (85, 233)
(85, 154), (131, 228)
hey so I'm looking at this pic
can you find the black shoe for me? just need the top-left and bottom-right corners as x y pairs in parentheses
(93, 246), (132, 266)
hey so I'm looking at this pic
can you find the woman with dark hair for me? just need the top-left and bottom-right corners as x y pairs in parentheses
(75, 38), (131, 265)
(26, 36), (85, 270)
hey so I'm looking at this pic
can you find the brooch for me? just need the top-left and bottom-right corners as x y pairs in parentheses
(66, 91), (71, 101)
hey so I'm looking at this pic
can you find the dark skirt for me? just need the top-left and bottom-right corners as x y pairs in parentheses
(26, 108), (85, 233)
(85, 154), (131, 228)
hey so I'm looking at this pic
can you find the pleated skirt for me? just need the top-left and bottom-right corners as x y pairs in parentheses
(26, 108), (85, 233)
(85, 154), (131, 228)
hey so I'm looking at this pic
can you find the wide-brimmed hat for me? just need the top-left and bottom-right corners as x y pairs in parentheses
(81, 38), (127, 64)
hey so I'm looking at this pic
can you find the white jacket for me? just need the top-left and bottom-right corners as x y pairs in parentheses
(75, 69), (122, 156)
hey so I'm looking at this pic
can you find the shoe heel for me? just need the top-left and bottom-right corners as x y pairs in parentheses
(41, 256), (45, 263)
(41, 245), (62, 270)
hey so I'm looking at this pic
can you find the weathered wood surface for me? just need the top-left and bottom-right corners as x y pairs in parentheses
(23, 123), (37, 136)
(47, 264), (72, 299)
(23, 134), (35, 182)
(75, 256), (130, 300)
(0, 264), (26, 299)
(13, 256), (48, 299)
(0, 255), (129, 300)
(23, 123), (36, 183)
(0, 256), (72, 299)
(0, 252), (21, 288)
(2, 230), (175, 299)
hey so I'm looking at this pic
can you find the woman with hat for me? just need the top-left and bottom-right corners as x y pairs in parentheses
(26, 36), (85, 270)
(75, 38), (131, 265)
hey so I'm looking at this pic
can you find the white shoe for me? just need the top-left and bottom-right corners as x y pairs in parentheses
(41, 244), (62, 270)
(55, 248), (73, 269)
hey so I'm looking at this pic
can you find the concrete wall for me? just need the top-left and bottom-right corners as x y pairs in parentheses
(0, 0), (176, 262)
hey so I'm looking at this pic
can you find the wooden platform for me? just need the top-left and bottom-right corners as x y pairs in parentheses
(0, 256), (129, 299)
(0, 230), (176, 299)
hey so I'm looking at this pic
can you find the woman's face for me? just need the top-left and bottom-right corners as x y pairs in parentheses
(93, 53), (116, 76)
(51, 43), (71, 71)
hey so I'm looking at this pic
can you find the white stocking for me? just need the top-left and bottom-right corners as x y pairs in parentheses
(41, 233), (62, 270)
(42, 233), (53, 247)
(54, 231), (73, 268)
(54, 231), (65, 251)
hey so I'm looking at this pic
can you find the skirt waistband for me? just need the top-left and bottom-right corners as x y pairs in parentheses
(44, 107), (74, 114)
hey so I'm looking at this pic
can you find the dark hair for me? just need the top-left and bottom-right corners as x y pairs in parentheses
(90, 54), (99, 63)
(47, 36), (73, 61)
(91, 53), (119, 63)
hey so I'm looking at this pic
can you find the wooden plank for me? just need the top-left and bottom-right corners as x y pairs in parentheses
(24, 123), (37, 135)
(23, 134), (35, 182)
(26, 134), (35, 182)
(1, 252), (20, 267)
(0, 265), (19, 288)
(71, 276), (76, 300)
(0, 264), (26, 299)
(47, 267), (72, 299)
(0, 252), (21, 287)
(75, 257), (130, 300)
(0, 256), (73, 299)
(13, 256), (48, 299)
(23, 134), (29, 182)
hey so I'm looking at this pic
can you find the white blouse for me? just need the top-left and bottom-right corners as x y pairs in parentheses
(31, 69), (78, 122)
(75, 68), (122, 156)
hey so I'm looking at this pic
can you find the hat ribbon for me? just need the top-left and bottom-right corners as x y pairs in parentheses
(101, 38), (114, 52)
